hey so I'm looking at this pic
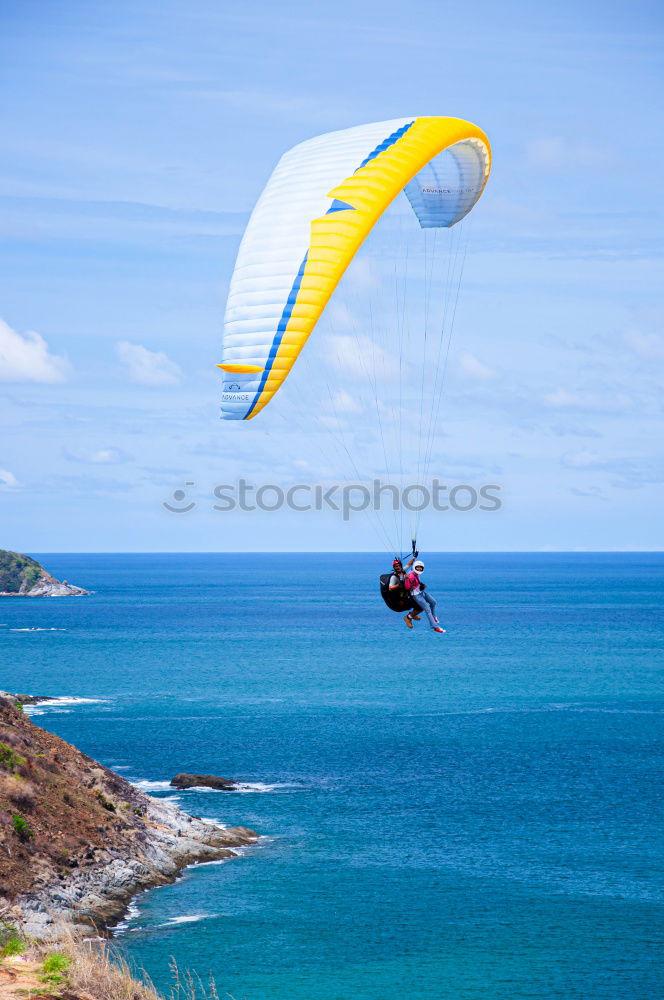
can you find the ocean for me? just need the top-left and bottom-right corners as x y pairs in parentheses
(2, 553), (663, 999)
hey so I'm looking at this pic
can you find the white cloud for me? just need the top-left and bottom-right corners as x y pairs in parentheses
(328, 389), (361, 414)
(561, 450), (602, 469)
(325, 303), (355, 330)
(543, 387), (633, 412)
(64, 446), (130, 464)
(525, 137), (610, 170)
(317, 414), (349, 432)
(458, 352), (498, 381)
(623, 328), (664, 361)
(0, 468), (19, 489)
(561, 451), (664, 489)
(549, 422), (603, 439)
(545, 388), (580, 408)
(117, 341), (181, 385)
(526, 137), (566, 168)
(0, 318), (70, 383)
(188, 88), (336, 120)
(571, 486), (605, 499)
(323, 334), (399, 380)
(88, 448), (125, 463)
(345, 257), (380, 291)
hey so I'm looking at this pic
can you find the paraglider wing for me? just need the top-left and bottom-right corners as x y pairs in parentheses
(219, 116), (491, 420)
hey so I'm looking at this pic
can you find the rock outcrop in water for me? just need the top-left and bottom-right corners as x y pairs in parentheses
(0, 696), (258, 939)
(0, 550), (88, 597)
(0, 692), (56, 707)
(171, 772), (239, 791)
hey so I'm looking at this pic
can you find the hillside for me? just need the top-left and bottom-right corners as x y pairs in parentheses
(0, 551), (88, 597)
(0, 695), (257, 938)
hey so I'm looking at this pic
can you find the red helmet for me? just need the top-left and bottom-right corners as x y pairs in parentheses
(392, 558), (402, 568)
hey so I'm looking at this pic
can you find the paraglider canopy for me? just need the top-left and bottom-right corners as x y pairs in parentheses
(218, 116), (491, 422)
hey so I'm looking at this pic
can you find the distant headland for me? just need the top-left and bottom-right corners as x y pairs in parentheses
(0, 550), (88, 597)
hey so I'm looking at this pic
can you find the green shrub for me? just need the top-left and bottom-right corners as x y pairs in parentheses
(0, 550), (43, 593)
(40, 950), (71, 984)
(0, 923), (26, 958)
(11, 813), (33, 841)
(95, 790), (116, 812)
(1, 935), (26, 957)
(0, 743), (25, 772)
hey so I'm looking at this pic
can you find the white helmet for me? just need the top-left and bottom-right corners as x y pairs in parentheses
(413, 560), (424, 572)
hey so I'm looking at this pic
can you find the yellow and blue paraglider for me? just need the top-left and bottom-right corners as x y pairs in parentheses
(218, 116), (491, 421)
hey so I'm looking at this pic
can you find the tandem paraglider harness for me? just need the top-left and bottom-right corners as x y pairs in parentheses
(379, 544), (420, 614)
(379, 573), (419, 613)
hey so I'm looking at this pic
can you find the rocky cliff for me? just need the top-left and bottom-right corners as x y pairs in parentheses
(0, 696), (258, 939)
(0, 551), (88, 597)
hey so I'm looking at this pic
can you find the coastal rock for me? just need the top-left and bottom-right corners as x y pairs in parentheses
(171, 772), (238, 791)
(0, 692), (56, 707)
(0, 549), (89, 597)
(23, 576), (88, 598)
(0, 696), (258, 939)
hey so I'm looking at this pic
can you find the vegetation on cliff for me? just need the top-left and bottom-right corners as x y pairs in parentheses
(0, 550), (88, 597)
(0, 551), (42, 595)
(0, 696), (258, 938)
(0, 697), (151, 907)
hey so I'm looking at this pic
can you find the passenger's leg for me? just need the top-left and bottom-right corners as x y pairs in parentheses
(413, 592), (437, 628)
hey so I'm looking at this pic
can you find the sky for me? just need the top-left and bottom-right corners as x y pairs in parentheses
(1, 0), (663, 552)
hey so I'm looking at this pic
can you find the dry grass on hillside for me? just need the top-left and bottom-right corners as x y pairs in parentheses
(69, 940), (223, 1000)
(0, 774), (35, 813)
(0, 928), (222, 1000)
(67, 940), (162, 1000)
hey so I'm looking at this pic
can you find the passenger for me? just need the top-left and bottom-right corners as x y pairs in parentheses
(404, 560), (445, 633)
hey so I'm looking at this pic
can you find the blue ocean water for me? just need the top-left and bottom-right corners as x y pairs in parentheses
(2, 553), (663, 999)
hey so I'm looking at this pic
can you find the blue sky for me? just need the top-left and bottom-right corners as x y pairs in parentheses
(1, 0), (662, 552)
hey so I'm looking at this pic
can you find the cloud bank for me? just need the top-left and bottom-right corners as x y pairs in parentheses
(117, 340), (181, 385)
(0, 318), (70, 383)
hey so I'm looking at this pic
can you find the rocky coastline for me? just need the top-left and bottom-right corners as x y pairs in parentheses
(0, 694), (258, 940)
(0, 550), (88, 597)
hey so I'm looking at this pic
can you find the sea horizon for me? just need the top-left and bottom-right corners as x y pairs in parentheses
(18, 549), (664, 557)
